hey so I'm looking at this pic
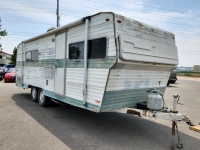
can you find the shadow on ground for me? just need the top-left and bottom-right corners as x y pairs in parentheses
(12, 93), (200, 150)
(167, 83), (180, 88)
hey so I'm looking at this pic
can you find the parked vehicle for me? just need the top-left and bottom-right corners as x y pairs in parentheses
(0, 67), (8, 80)
(167, 71), (177, 85)
(0, 67), (7, 77)
(0, 67), (3, 80)
(16, 12), (179, 111)
(3, 64), (15, 70)
(4, 68), (16, 82)
(1, 64), (15, 79)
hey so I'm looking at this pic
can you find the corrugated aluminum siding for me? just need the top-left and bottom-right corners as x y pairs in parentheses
(101, 14), (176, 112)
(66, 13), (116, 107)
(101, 68), (169, 111)
(106, 69), (169, 91)
(114, 14), (175, 46)
(16, 43), (23, 84)
(21, 35), (56, 91)
(16, 13), (117, 111)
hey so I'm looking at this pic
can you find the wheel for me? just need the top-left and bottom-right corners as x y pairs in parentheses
(171, 81), (176, 84)
(38, 89), (50, 107)
(31, 87), (38, 102)
(167, 81), (170, 86)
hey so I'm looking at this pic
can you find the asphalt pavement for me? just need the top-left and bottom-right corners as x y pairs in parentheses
(0, 77), (199, 150)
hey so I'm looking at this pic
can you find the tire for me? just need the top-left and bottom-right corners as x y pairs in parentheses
(38, 89), (50, 107)
(167, 81), (170, 86)
(31, 87), (38, 102)
(171, 81), (176, 84)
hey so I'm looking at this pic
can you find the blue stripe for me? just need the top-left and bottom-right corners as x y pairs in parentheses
(101, 87), (166, 112)
(43, 89), (101, 112)
(16, 82), (29, 89)
(16, 56), (116, 69)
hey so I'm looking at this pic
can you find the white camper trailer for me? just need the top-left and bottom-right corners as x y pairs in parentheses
(16, 12), (178, 112)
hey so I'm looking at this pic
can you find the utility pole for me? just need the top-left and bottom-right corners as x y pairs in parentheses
(56, 0), (60, 27)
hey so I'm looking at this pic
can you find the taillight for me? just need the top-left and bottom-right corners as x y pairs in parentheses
(105, 18), (110, 21)
(117, 20), (122, 23)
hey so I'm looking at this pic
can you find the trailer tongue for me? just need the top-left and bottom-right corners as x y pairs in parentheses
(118, 92), (198, 150)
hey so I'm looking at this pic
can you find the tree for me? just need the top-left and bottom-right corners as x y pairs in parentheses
(10, 47), (17, 65)
(0, 18), (7, 50)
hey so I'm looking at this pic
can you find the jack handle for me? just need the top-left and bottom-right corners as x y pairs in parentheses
(177, 95), (183, 105)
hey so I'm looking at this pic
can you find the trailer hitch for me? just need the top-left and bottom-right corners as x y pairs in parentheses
(124, 93), (199, 149)
(171, 94), (182, 149)
(170, 94), (199, 149)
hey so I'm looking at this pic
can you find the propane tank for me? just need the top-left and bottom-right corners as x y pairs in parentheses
(147, 92), (164, 111)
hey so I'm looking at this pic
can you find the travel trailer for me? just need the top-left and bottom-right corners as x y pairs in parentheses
(16, 12), (178, 112)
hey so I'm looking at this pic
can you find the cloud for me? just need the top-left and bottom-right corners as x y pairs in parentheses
(0, 1), (55, 24)
(1, 35), (26, 53)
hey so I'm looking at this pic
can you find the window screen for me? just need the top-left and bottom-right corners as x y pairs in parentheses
(32, 50), (39, 62)
(69, 42), (84, 59)
(88, 37), (106, 59)
(69, 37), (107, 60)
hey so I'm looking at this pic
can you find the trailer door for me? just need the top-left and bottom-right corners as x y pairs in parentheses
(54, 32), (66, 96)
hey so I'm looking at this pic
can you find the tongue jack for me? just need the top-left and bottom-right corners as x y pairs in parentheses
(171, 94), (183, 150)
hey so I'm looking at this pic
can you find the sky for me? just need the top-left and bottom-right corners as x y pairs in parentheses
(0, 0), (200, 67)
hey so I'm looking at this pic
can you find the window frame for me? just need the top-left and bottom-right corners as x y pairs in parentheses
(25, 50), (39, 62)
(68, 36), (108, 61)
(25, 51), (32, 61)
(68, 41), (85, 60)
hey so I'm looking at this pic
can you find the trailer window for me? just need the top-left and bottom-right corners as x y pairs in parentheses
(69, 42), (84, 59)
(69, 37), (107, 60)
(26, 52), (32, 61)
(32, 50), (39, 62)
(25, 50), (39, 62)
(88, 37), (106, 59)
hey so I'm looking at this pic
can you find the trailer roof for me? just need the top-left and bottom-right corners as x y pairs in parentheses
(22, 12), (174, 43)
(23, 18), (84, 43)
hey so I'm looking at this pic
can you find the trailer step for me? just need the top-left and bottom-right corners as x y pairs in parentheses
(189, 125), (200, 133)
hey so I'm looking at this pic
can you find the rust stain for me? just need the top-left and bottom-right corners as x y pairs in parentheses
(142, 110), (147, 117)
(127, 109), (141, 117)
(93, 108), (97, 112)
(95, 100), (101, 103)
